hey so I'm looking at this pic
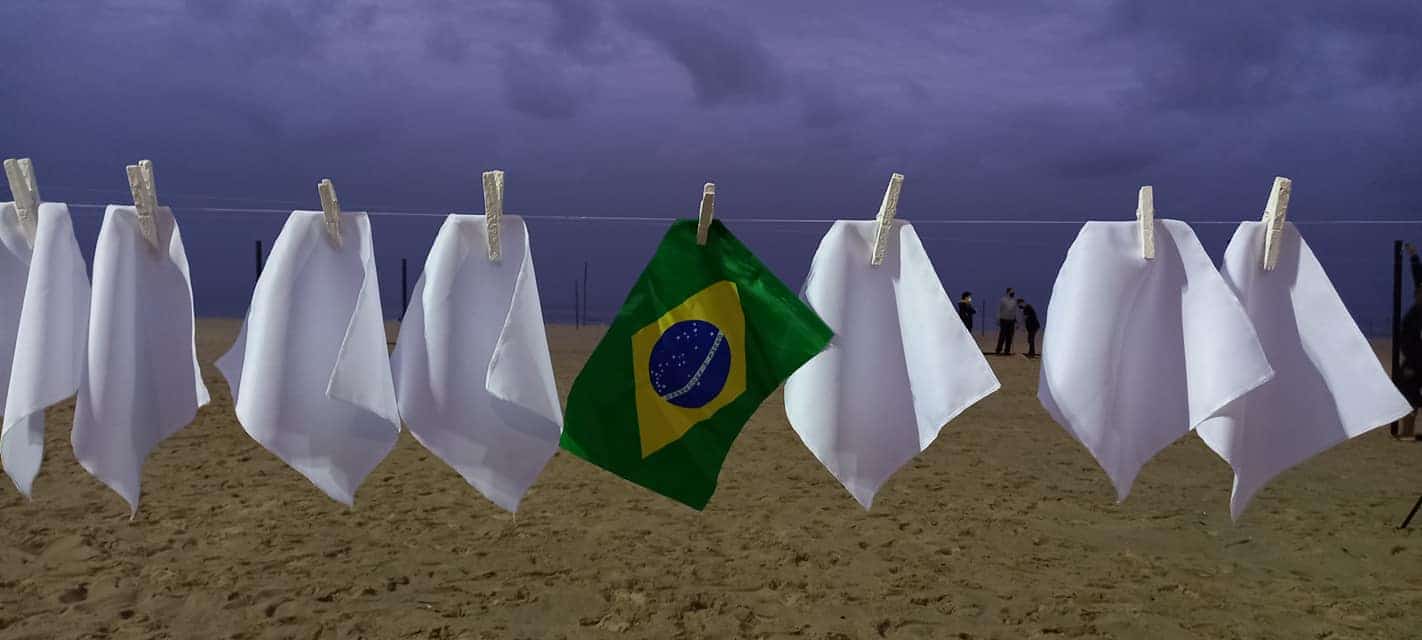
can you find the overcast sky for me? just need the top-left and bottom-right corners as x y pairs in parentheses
(4, 0), (1420, 219)
(3, 1), (1420, 324)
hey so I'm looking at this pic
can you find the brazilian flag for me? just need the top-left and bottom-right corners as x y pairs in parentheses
(560, 219), (832, 509)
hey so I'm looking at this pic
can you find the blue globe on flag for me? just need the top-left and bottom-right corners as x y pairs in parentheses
(648, 319), (732, 409)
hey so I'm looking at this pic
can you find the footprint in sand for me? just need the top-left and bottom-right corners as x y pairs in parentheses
(57, 584), (88, 604)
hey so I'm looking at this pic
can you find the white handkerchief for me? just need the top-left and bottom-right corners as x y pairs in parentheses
(71, 205), (210, 515)
(1038, 220), (1273, 501)
(1197, 222), (1411, 520)
(785, 220), (1000, 508)
(1, 202), (91, 497)
(216, 211), (399, 507)
(391, 215), (562, 512)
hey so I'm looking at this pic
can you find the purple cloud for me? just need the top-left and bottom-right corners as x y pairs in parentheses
(617, 2), (785, 106)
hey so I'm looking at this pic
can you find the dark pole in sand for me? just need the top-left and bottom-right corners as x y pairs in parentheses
(1392, 241), (1403, 437)
(1394, 240), (1422, 528)
(400, 258), (409, 320)
(255, 240), (264, 281)
(582, 261), (590, 326)
(1402, 495), (1422, 529)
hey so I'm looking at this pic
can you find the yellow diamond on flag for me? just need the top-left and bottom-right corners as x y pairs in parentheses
(631, 280), (747, 458)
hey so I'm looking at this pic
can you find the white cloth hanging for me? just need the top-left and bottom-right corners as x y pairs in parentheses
(1037, 220), (1274, 501)
(1197, 221), (1411, 520)
(784, 220), (1000, 508)
(391, 215), (562, 512)
(216, 211), (399, 507)
(71, 205), (210, 515)
(1, 202), (91, 497)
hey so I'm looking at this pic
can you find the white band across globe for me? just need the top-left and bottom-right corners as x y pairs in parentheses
(647, 319), (733, 409)
(661, 331), (726, 403)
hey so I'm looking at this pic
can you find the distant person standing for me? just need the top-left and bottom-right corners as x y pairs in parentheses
(1396, 243), (1422, 439)
(958, 292), (976, 331)
(994, 288), (1017, 355)
(1021, 300), (1041, 358)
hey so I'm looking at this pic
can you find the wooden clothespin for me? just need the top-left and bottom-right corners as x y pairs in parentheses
(870, 172), (905, 266)
(1261, 176), (1292, 271)
(696, 183), (716, 246)
(1137, 185), (1155, 261)
(482, 170), (504, 262)
(317, 178), (343, 248)
(125, 160), (161, 250)
(3, 157), (40, 247)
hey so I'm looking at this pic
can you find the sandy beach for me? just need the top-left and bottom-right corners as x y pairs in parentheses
(1, 319), (1419, 640)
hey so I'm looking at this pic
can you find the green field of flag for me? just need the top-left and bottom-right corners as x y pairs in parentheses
(560, 219), (833, 509)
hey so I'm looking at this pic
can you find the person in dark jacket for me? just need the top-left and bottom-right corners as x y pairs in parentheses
(1397, 243), (1422, 439)
(1020, 300), (1041, 358)
(958, 292), (976, 333)
(994, 288), (1017, 355)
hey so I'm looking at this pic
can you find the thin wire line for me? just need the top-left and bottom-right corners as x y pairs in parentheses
(47, 185), (455, 213)
(51, 203), (1422, 225)
(46, 185), (315, 209)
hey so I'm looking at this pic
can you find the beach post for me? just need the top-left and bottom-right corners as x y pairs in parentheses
(1392, 240), (1402, 437)
(254, 240), (264, 280)
(1402, 495), (1422, 529)
(400, 257), (409, 319)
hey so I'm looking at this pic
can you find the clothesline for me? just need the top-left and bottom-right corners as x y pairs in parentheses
(1, 198), (1414, 519)
(51, 203), (1422, 226)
